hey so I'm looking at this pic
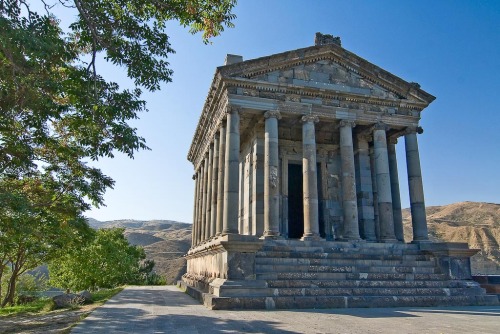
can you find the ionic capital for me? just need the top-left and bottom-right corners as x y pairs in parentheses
(264, 110), (282, 120)
(404, 126), (424, 135)
(357, 133), (372, 142)
(301, 114), (319, 123)
(225, 105), (242, 115)
(372, 121), (388, 132)
(388, 137), (398, 145)
(339, 120), (356, 128)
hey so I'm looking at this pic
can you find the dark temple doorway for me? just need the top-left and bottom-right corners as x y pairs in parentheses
(287, 163), (324, 239)
(288, 163), (304, 238)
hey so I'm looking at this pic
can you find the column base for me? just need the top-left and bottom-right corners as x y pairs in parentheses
(300, 233), (322, 241)
(380, 238), (398, 243)
(411, 239), (431, 244)
(260, 233), (282, 240)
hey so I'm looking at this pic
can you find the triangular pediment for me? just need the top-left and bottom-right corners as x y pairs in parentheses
(218, 44), (435, 105)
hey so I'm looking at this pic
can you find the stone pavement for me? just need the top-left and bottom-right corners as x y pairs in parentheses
(71, 286), (500, 334)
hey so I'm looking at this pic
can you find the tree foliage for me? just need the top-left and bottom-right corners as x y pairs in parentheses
(0, 0), (236, 306)
(49, 228), (146, 291)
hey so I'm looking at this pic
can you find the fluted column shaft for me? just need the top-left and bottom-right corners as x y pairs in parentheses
(216, 125), (226, 235)
(340, 120), (360, 240)
(405, 128), (429, 242)
(191, 174), (199, 246)
(200, 159), (208, 242)
(373, 124), (397, 242)
(388, 138), (404, 242)
(301, 115), (321, 240)
(210, 135), (219, 237)
(355, 135), (377, 241)
(263, 110), (281, 238)
(223, 107), (240, 234)
(205, 145), (213, 240)
(195, 169), (203, 244)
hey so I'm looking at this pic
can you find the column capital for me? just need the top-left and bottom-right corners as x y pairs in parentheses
(388, 137), (398, 145)
(357, 133), (372, 142)
(301, 114), (319, 123)
(372, 121), (388, 131)
(264, 110), (282, 120)
(339, 119), (356, 128)
(405, 126), (424, 135)
(226, 105), (242, 115)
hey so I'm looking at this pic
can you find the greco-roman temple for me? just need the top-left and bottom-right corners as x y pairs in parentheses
(178, 34), (498, 309)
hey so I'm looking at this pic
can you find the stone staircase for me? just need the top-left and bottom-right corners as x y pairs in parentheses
(199, 240), (499, 309)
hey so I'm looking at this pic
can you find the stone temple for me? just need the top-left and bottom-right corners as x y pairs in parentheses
(178, 33), (498, 309)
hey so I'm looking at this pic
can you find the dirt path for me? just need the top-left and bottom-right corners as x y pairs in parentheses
(0, 304), (99, 334)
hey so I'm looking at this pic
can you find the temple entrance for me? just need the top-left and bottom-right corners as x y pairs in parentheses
(287, 163), (325, 239)
(288, 163), (303, 238)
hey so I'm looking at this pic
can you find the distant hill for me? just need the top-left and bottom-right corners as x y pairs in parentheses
(403, 201), (500, 274)
(86, 201), (500, 284)
(86, 218), (192, 284)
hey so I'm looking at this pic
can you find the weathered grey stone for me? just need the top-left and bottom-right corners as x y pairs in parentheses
(182, 34), (493, 310)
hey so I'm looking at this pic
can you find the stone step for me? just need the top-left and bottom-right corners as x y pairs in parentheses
(255, 264), (436, 274)
(205, 294), (499, 310)
(260, 246), (423, 256)
(256, 251), (430, 261)
(264, 240), (420, 251)
(255, 257), (436, 267)
(256, 272), (448, 281)
(265, 279), (477, 289)
(217, 286), (486, 298)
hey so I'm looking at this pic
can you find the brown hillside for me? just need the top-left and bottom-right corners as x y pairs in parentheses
(403, 201), (500, 274)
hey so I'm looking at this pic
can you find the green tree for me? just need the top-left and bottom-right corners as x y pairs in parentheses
(49, 228), (146, 291)
(0, 0), (236, 305)
(0, 176), (93, 306)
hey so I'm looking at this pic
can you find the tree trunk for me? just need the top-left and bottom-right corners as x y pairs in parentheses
(1, 268), (19, 308)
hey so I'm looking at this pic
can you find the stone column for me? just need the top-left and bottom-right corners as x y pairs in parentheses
(200, 158), (208, 242)
(252, 133), (264, 236)
(222, 106), (241, 234)
(388, 138), (404, 242)
(301, 114), (321, 240)
(205, 144), (213, 240)
(372, 123), (397, 242)
(195, 169), (203, 245)
(210, 134), (219, 237)
(216, 125), (226, 235)
(263, 110), (281, 238)
(355, 134), (377, 241)
(339, 120), (360, 240)
(369, 146), (380, 240)
(191, 173), (199, 247)
(405, 127), (429, 242)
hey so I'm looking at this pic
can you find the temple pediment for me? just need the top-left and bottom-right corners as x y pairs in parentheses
(218, 44), (435, 106)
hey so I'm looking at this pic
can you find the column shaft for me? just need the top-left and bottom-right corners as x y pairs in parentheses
(355, 135), (376, 241)
(388, 139), (404, 242)
(216, 125), (226, 235)
(210, 135), (219, 237)
(200, 159), (208, 242)
(252, 134), (264, 236)
(205, 145), (213, 240)
(373, 125), (397, 242)
(405, 129), (429, 242)
(195, 169), (203, 244)
(263, 111), (281, 237)
(301, 115), (320, 240)
(222, 107), (240, 234)
(191, 174), (199, 247)
(340, 120), (360, 240)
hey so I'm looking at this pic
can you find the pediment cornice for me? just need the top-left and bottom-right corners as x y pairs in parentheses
(217, 43), (435, 106)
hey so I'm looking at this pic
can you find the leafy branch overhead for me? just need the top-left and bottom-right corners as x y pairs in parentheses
(0, 0), (236, 307)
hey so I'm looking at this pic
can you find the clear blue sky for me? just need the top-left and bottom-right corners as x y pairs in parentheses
(86, 0), (500, 223)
